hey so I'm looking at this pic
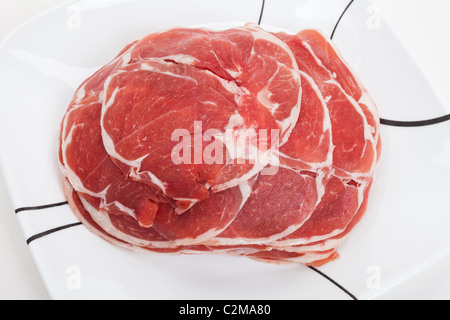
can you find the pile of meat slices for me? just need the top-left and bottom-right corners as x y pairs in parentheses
(58, 24), (381, 267)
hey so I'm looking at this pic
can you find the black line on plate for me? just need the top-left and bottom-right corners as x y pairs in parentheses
(380, 114), (450, 127)
(329, 0), (450, 129)
(308, 266), (358, 300)
(330, 0), (355, 40)
(26, 222), (83, 245)
(15, 201), (69, 214)
(258, 0), (266, 26)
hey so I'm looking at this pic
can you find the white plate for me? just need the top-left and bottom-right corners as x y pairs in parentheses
(1, 0), (450, 300)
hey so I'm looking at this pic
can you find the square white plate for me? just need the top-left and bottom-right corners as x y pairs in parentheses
(1, 0), (450, 300)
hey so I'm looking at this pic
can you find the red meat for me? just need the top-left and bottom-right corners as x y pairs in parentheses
(58, 23), (381, 267)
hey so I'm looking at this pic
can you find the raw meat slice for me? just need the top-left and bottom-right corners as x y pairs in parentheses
(269, 175), (363, 247)
(58, 41), (168, 227)
(58, 42), (135, 173)
(70, 174), (371, 268)
(186, 176), (371, 264)
(204, 167), (322, 245)
(298, 30), (363, 103)
(245, 248), (339, 267)
(101, 25), (302, 211)
(63, 176), (206, 254)
(198, 178), (372, 266)
(68, 40), (137, 108)
(151, 181), (250, 246)
(297, 29), (382, 166)
(60, 84), (250, 235)
(297, 29), (380, 143)
(101, 58), (254, 208)
(274, 178), (373, 255)
(60, 93), (162, 227)
(75, 179), (250, 249)
(274, 31), (378, 179)
(62, 177), (148, 253)
(276, 71), (333, 171)
(129, 24), (300, 141)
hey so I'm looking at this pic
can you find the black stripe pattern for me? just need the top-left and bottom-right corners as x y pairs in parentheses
(309, 267), (358, 300)
(14, 201), (80, 244)
(331, 0), (355, 40)
(15, 201), (68, 214)
(257, 0), (266, 25)
(380, 114), (450, 127)
(26, 222), (82, 245)
(330, 0), (450, 128)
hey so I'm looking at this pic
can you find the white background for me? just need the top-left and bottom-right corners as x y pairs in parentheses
(0, 0), (449, 300)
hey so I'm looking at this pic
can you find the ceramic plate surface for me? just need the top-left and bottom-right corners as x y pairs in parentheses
(1, 0), (450, 300)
